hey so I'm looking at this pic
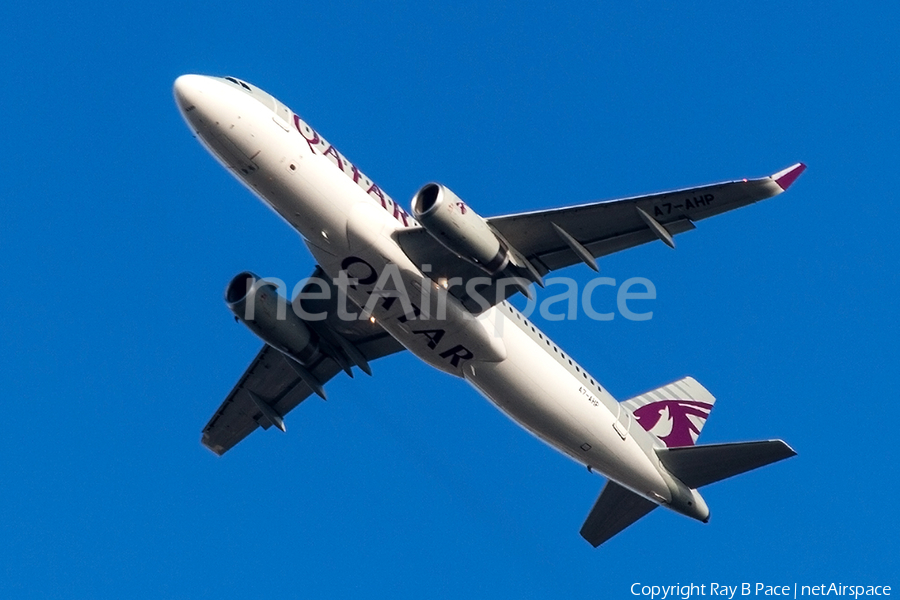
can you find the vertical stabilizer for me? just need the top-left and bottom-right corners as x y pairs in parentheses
(621, 377), (715, 447)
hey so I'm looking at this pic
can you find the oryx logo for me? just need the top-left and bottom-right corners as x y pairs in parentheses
(632, 400), (713, 447)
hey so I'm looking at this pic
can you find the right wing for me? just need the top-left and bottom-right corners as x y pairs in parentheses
(488, 163), (805, 274)
(201, 267), (405, 455)
(395, 164), (805, 312)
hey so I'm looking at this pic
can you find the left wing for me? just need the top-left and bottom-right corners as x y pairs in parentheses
(395, 164), (805, 311)
(201, 267), (405, 455)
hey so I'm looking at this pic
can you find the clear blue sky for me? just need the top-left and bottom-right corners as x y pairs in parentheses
(1, 1), (897, 598)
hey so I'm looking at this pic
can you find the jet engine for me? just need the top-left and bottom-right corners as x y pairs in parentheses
(411, 183), (510, 274)
(225, 271), (318, 364)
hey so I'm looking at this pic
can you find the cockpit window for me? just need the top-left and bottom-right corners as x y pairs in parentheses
(220, 75), (279, 114)
(224, 76), (252, 92)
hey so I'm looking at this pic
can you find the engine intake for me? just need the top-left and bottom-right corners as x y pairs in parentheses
(411, 183), (509, 274)
(225, 271), (318, 364)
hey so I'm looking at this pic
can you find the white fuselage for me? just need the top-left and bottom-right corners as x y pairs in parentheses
(174, 74), (707, 521)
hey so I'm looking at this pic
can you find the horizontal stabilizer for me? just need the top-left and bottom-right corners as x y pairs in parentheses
(657, 440), (796, 489)
(580, 481), (658, 547)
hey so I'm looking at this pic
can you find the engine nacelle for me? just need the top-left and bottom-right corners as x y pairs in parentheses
(225, 271), (318, 364)
(411, 183), (509, 274)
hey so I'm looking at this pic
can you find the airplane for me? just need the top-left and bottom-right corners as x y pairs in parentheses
(173, 73), (805, 546)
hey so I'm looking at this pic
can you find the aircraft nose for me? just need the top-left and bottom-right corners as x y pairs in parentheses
(173, 74), (209, 114)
